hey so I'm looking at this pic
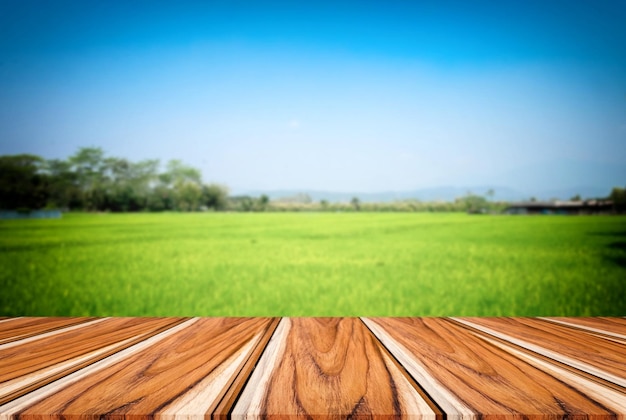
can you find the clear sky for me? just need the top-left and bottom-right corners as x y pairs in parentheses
(1, 0), (625, 194)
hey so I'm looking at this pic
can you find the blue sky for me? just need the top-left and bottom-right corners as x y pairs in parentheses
(1, 0), (625, 194)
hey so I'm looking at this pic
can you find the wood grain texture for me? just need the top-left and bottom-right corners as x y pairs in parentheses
(11, 317), (274, 420)
(541, 317), (626, 341)
(212, 317), (281, 419)
(0, 317), (184, 405)
(472, 331), (626, 415)
(0, 318), (107, 351)
(453, 317), (626, 387)
(0, 317), (100, 344)
(0, 318), (96, 345)
(364, 317), (625, 420)
(233, 317), (438, 420)
(0, 317), (624, 420)
(0, 319), (197, 420)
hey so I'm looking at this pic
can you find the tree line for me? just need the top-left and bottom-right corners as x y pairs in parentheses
(0, 148), (228, 212)
(0, 147), (500, 213)
(1, 147), (624, 213)
(265, 194), (510, 213)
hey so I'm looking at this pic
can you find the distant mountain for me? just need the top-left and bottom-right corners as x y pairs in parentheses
(236, 159), (623, 203)
(493, 160), (625, 195)
(238, 184), (615, 203)
(530, 186), (612, 201)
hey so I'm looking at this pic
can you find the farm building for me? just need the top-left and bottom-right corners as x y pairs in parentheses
(503, 200), (613, 215)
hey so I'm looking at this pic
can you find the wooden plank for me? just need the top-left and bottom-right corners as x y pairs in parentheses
(1, 317), (624, 419)
(541, 317), (626, 341)
(466, 330), (626, 415)
(0, 318), (107, 350)
(364, 317), (626, 420)
(232, 317), (438, 419)
(11, 317), (274, 420)
(0, 318), (197, 420)
(0, 318), (97, 344)
(212, 317), (281, 419)
(453, 317), (626, 387)
(0, 317), (185, 405)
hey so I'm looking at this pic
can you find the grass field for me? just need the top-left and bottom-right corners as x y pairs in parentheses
(1, 212), (625, 317)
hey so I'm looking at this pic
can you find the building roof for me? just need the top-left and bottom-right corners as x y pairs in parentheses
(505, 200), (613, 209)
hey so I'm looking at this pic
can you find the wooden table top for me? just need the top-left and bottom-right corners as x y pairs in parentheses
(0, 317), (624, 419)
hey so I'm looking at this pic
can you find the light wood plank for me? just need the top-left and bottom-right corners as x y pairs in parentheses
(0, 318), (97, 344)
(14, 318), (274, 420)
(365, 317), (624, 420)
(233, 317), (438, 419)
(212, 317), (281, 419)
(1, 317), (624, 419)
(0, 318), (198, 420)
(475, 332), (626, 415)
(541, 317), (626, 341)
(0, 318), (108, 350)
(0, 317), (184, 405)
(454, 317), (626, 387)
(156, 327), (264, 420)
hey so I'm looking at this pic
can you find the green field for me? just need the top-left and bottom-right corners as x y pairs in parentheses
(1, 212), (625, 317)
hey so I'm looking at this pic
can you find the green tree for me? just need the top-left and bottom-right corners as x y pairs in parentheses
(609, 187), (626, 213)
(44, 158), (80, 209)
(257, 194), (270, 211)
(106, 158), (159, 211)
(164, 160), (202, 185)
(240, 197), (255, 211)
(0, 147), (220, 213)
(350, 197), (361, 211)
(69, 147), (108, 210)
(458, 194), (488, 214)
(202, 184), (228, 210)
(0, 154), (48, 210)
(147, 185), (174, 211)
(176, 183), (202, 211)
(160, 160), (203, 211)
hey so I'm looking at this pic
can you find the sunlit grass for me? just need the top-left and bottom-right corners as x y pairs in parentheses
(1, 212), (624, 316)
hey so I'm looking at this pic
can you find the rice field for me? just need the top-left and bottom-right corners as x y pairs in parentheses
(1, 212), (624, 316)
